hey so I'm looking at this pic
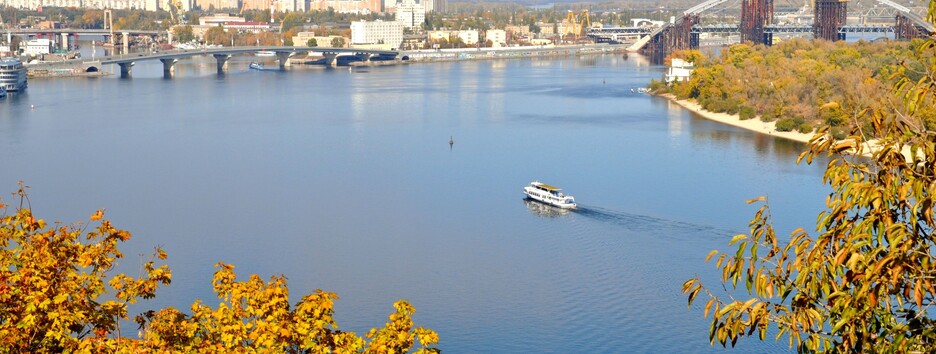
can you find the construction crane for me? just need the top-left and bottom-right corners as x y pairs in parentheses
(565, 10), (591, 40)
(165, 0), (185, 25)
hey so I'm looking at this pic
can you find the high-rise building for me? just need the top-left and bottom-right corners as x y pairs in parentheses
(426, 0), (444, 13)
(351, 20), (403, 48)
(395, 0), (423, 29)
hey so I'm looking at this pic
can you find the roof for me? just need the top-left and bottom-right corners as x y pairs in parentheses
(533, 182), (561, 191)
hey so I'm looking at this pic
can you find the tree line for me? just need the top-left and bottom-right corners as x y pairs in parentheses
(654, 38), (935, 139)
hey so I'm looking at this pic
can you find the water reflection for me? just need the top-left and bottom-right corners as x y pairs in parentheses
(523, 198), (571, 218)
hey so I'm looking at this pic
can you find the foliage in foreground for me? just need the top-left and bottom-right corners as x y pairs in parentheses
(683, 3), (936, 352)
(0, 185), (438, 353)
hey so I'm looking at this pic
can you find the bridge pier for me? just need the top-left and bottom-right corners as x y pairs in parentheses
(118, 62), (134, 78)
(322, 52), (339, 66)
(355, 53), (373, 62)
(61, 33), (69, 51)
(275, 52), (292, 69)
(160, 58), (178, 77)
(213, 54), (232, 73)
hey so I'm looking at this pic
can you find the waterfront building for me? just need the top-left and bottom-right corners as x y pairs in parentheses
(456, 30), (478, 45)
(426, 30), (448, 41)
(665, 58), (694, 83)
(292, 32), (345, 47)
(350, 20), (403, 50)
(426, 29), (477, 45)
(0, 57), (27, 91)
(24, 38), (54, 57)
(485, 29), (506, 47)
(505, 25), (530, 37)
(536, 22), (557, 35)
(395, 0), (424, 30)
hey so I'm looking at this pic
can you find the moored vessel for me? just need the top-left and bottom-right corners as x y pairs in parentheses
(0, 58), (27, 92)
(523, 181), (576, 209)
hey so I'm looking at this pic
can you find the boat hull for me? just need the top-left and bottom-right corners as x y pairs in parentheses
(523, 187), (577, 209)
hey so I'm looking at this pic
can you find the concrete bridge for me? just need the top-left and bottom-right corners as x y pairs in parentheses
(26, 46), (399, 78)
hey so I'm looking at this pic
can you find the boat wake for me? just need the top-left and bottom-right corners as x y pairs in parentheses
(571, 205), (737, 240)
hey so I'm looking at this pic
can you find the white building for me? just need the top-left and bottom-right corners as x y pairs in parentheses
(395, 0), (424, 29)
(485, 29), (506, 47)
(350, 20), (403, 50)
(24, 38), (54, 56)
(665, 58), (694, 83)
(456, 30), (478, 45)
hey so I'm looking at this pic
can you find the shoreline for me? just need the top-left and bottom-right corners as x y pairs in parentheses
(659, 93), (815, 144)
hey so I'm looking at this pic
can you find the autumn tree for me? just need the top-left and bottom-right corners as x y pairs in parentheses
(203, 26), (231, 46)
(683, 3), (936, 352)
(171, 25), (195, 44)
(0, 183), (172, 352)
(132, 263), (439, 353)
(0, 186), (439, 352)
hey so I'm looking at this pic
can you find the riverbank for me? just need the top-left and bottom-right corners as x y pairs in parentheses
(660, 93), (902, 158)
(660, 93), (814, 144)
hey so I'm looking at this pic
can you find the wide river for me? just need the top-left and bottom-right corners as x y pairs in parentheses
(1, 52), (829, 352)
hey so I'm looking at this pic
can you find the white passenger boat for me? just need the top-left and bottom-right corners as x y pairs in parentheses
(0, 58), (27, 92)
(523, 181), (576, 209)
(255, 50), (276, 57)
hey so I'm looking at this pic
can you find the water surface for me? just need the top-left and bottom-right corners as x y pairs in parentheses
(0, 53), (828, 353)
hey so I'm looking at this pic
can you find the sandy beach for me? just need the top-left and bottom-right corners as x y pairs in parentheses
(661, 94), (815, 144)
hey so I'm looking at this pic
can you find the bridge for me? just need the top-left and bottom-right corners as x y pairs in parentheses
(7, 28), (162, 36)
(26, 45), (399, 77)
(7, 28), (166, 54)
(587, 0), (934, 54)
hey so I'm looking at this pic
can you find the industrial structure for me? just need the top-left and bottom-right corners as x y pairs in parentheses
(634, 0), (935, 55)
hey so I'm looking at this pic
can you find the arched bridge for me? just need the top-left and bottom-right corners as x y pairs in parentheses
(588, 0), (933, 54)
(26, 46), (400, 78)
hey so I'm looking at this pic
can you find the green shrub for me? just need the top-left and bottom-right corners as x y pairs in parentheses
(797, 123), (814, 134)
(775, 118), (798, 132)
(739, 106), (756, 120)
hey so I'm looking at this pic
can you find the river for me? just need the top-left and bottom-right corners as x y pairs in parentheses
(0, 52), (827, 353)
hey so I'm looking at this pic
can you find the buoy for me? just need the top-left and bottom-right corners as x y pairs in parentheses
(30, 105), (35, 110)
(449, 136), (454, 149)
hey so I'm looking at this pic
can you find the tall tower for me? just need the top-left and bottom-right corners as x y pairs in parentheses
(740, 0), (773, 45)
(814, 0), (847, 41)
